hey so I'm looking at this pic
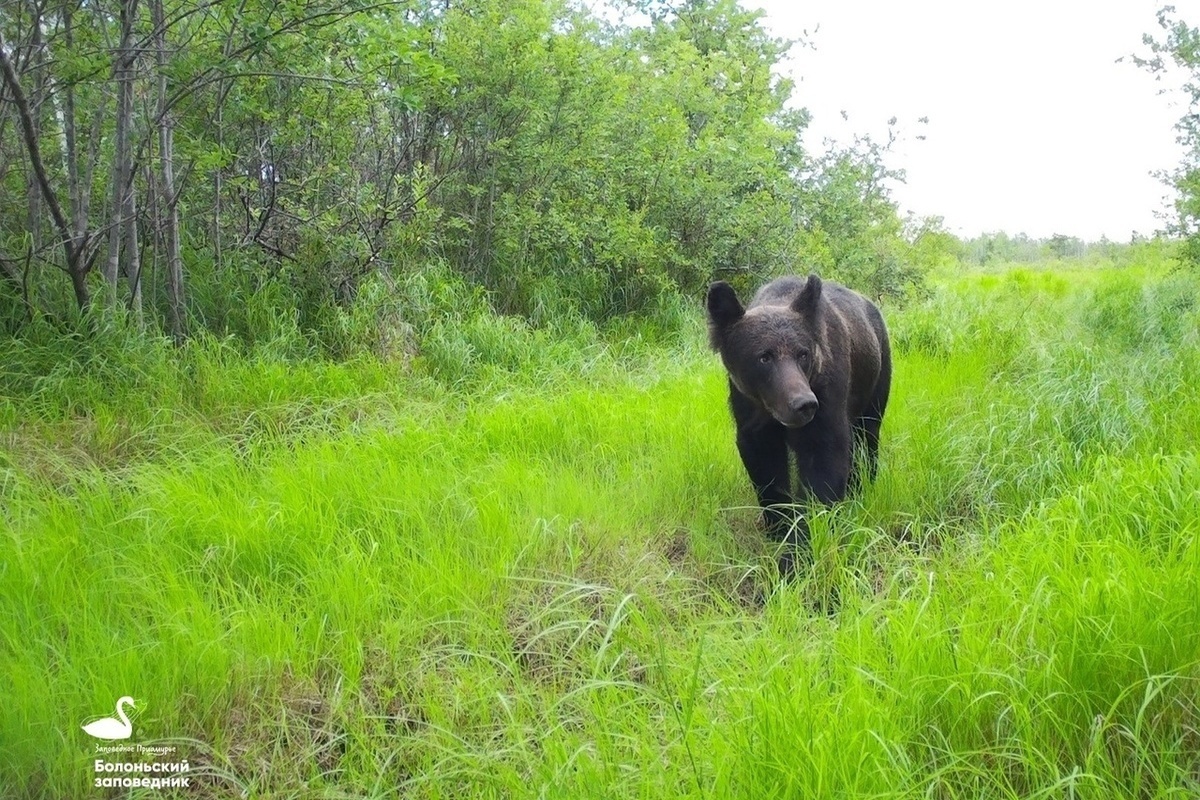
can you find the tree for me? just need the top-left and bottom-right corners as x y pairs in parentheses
(1137, 6), (1200, 265)
(0, 17), (97, 314)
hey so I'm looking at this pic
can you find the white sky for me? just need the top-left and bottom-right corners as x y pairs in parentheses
(750, 0), (1200, 241)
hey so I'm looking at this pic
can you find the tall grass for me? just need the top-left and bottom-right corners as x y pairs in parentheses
(2, 262), (1199, 798)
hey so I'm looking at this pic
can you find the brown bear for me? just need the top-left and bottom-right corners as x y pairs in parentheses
(707, 273), (891, 561)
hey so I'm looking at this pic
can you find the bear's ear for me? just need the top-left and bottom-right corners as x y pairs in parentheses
(792, 273), (823, 317)
(706, 281), (745, 329)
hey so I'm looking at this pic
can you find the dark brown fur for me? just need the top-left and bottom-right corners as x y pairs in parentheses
(707, 274), (891, 556)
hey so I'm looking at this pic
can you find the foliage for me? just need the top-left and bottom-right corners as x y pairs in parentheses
(1137, 6), (1200, 267)
(0, 0), (922, 349)
(904, 215), (963, 272)
(794, 132), (924, 300)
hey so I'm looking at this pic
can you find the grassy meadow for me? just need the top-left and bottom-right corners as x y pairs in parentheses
(2, 261), (1200, 798)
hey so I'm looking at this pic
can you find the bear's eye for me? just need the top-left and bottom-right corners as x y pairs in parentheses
(798, 348), (810, 363)
(758, 351), (773, 364)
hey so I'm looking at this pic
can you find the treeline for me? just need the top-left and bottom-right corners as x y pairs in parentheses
(0, 0), (927, 354)
(954, 231), (1174, 267)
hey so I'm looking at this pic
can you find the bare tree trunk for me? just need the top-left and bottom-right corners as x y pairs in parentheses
(213, 81), (226, 273)
(60, 0), (104, 305)
(125, 177), (142, 320)
(62, 0), (84, 246)
(151, 0), (185, 340)
(104, 0), (139, 308)
(26, 7), (46, 257)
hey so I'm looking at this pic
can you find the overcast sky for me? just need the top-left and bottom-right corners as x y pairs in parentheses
(749, 0), (1200, 241)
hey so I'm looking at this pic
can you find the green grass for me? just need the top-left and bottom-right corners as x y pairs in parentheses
(2, 262), (1200, 798)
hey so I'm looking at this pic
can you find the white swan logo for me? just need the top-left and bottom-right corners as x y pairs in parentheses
(82, 696), (136, 740)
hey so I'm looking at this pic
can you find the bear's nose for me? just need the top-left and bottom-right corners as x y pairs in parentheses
(790, 396), (818, 417)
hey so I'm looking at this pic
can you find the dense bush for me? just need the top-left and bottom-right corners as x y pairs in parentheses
(1, 0), (924, 350)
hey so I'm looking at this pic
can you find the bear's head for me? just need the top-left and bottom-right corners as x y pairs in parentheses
(707, 274), (824, 428)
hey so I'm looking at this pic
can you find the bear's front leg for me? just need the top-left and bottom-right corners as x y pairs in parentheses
(793, 419), (853, 506)
(734, 421), (792, 538)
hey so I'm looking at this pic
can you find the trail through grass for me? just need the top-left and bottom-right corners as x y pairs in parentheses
(2, 263), (1200, 798)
